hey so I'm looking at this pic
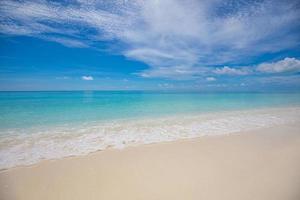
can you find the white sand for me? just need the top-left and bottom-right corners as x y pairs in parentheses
(1, 123), (300, 200)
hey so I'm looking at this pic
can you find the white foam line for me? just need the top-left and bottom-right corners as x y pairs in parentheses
(1, 107), (300, 170)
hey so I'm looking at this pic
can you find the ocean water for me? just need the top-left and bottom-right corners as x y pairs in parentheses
(0, 91), (300, 169)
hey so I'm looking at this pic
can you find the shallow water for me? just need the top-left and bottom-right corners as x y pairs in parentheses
(1, 91), (300, 129)
(0, 91), (300, 169)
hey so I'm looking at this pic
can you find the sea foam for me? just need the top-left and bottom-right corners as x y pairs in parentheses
(0, 107), (300, 170)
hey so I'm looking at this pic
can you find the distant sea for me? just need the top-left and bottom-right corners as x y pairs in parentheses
(0, 91), (300, 169)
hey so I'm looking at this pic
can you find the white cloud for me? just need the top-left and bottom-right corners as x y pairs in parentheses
(0, 0), (299, 79)
(213, 66), (251, 76)
(256, 57), (300, 74)
(138, 57), (300, 79)
(211, 57), (300, 76)
(206, 77), (216, 82)
(82, 76), (94, 81)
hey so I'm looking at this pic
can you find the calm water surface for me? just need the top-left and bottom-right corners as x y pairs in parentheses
(1, 91), (300, 129)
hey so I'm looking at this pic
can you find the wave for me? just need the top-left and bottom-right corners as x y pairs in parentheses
(1, 106), (300, 170)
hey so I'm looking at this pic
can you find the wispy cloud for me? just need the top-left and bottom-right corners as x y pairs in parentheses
(81, 75), (93, 81)
(138, 65), (209, 80)
(1, 0), (300, 79)
(45, 37), (89, 48)
(213, 66), (251, 76)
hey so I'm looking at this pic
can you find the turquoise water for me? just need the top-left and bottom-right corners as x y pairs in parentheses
(1, 91), (300, 130)
(1, 91), (300, 169)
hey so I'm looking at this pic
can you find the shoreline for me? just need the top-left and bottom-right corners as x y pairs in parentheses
(1, 123), (300, 199)
(1, 105), (300, 170)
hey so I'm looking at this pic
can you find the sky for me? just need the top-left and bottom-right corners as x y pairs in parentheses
(0, 0), (300, 91)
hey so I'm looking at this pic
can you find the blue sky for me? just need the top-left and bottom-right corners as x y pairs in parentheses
(0, 0), (300, 91)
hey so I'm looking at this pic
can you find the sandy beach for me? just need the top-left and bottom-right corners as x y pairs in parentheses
(1, 0), (300, 198)
(1, 0), (300, 199)
(1, 123), (300, 200)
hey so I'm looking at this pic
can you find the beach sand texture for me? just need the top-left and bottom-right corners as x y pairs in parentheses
(1, 123), (300, 200)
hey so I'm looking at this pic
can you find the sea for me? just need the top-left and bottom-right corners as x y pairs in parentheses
(0, 91), (300, 169)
